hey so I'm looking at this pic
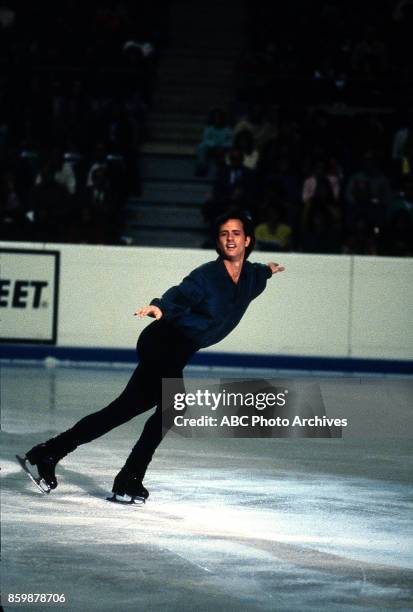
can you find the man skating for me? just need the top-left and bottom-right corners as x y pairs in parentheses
(17, 210), (285, 504)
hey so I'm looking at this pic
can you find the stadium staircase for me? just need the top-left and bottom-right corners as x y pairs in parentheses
(122, 0), (246, 247)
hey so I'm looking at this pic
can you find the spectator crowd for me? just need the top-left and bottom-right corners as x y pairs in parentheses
(1, 0), (412, 256)
(0, 0), (169, 244)
(197, 103), (413, 256)
(196, 0), (413, 256)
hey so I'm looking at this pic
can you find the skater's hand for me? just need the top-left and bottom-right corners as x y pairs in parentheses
(267, 262), (285, 275)
(134, 305), (163, 320)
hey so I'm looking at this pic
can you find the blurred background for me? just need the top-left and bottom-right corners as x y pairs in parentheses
(0, 0), (412, 256)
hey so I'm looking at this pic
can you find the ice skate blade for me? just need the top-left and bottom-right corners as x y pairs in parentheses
(16, 454), (51, 494)
(106, 493), (145, 506)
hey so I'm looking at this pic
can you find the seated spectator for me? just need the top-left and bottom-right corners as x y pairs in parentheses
(345, 151), (391, 230)
(392, 122), (412, 185)
(351, 25), (388, 76)
(12, 148), (39, 207)
(326, 157), (343, 200)
(86, 142), (109, 187)
(387, 176), (413, 223)
(233, 103), (278, 152)
(195, 108), (233, 176)
(30, 163), (71, 242)
(80, 166), (117, 244)
(342, 216), (379, 255)
(255, 204), (292, 251)
(400, 130), (413, 178)
(392, 117), (410, 159)
(302, 158), (341, 206)
(0, 171), (28, 240)
(35, 147), (76, 196)
(226, 129), (259, 170)
(202, 148), (256, 224)
(300, 202), (341, 254)
(380, 209), (413, 256)
(301, 160), (342, 241)
(393, 0), (413, 22)
(214, 147), (256, 203)
(302, 110), (333, 155)
(261, 154), (301, 208)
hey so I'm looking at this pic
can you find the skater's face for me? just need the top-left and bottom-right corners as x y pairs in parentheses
(217, 218), (251, 261)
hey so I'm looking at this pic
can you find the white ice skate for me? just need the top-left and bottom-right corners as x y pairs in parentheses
(106, 472), (149, 505)
(106, 492), (146, 505)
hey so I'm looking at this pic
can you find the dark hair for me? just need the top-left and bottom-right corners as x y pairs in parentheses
(213, 208), (256, 258)
(207, 106), (228, 127)
(233, 129), (255, 153)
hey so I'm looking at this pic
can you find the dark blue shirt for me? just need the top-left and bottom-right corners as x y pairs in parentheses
(150, 257), (272, 348)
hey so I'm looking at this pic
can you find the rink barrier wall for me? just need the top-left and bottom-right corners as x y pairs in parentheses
(0, 241), (412, 373)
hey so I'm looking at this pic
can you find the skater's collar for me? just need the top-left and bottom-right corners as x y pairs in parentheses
(216, 256), (247, 285)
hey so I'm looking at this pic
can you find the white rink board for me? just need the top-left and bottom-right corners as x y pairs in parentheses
(0, 241), (412, 361)
(351, 257), (413, 359)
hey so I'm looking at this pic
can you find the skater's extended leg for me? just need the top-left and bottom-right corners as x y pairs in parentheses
(42, 363), (158, 457)
(19, 320), (197, 498)
(21, 362), (158, 491)
(112, 371), (188, 501)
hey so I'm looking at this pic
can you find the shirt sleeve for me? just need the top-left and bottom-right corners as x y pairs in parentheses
(251, 263), (272, 299)
(150, 269), (206, 319)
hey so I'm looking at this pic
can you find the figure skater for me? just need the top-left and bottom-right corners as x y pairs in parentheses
(17, 210), (285, 504)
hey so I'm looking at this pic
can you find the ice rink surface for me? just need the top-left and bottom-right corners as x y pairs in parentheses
(1, 362), (413, 611)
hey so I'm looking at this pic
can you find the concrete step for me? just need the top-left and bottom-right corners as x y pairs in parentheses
(154, 94), (231, 113)
(171, 2), (242, 11)
(170, 17), (244, 27)
(158, 66), (234, 79)
(136, 180), (211, 205)
(169, 35), (244, 48)
(171, 0), (243, 8)
(120, 227), (208, 248)
(170, 9), (245, 25)
(159, 54), (236, 71)
(161, 53), (235, 63)
(146, 129), (201, 144)
(125, 201), (206, 229)
(154, 89), (230, 101)
(141, 142), (196, 156)
(146, 122), (203, 140)
(147, 118), (204, 131)
(160, 84), (232, 95)
(158, 72), (234, 85)
(165, 48), (240, 59)
(145, 136), (199, 147)
(140, 154), (217, 182)
(149, 111), (208, 122)
(170, 3), (245, 14)
(168, 23), (244, 35)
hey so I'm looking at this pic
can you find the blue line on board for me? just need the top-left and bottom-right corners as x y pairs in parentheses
(1, 344), (412, 374)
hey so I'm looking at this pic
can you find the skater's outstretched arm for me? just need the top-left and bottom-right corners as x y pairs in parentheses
(134, 266), (206, 321)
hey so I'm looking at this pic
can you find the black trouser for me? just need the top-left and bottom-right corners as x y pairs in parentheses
(44, 321), (198, 481)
